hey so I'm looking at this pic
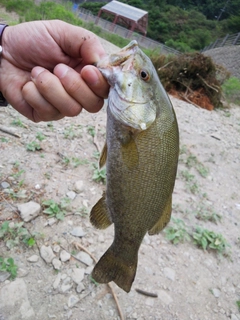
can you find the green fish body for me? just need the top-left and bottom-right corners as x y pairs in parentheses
(90, 41), (179, 292)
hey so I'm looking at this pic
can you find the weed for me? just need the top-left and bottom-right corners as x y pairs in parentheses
(186, 154), (198, 168)
(236, 300), (240, 311)
(186, 181), (199, 194)
(42, 198), (71, 220)
(195, 204), (222, 224)
(222, 77), (240, 105)
(0, 257), (18, 280)
(44, 172), (51, 180)
(26, 141), (42, 152)
(165, 218), (191, 244)
(11, 169), (25, 179)
(47, 122), (54, 131)
(0, 221), (35, 249)
(192, 226), (230, 254)
(87, 125), (95, 137)
(92, 163), (106, 184)
(36, 131), (46, 141)
(1, 137), (9, 142)
(63, 125), (81, 139)
(72, 157), (89, 167)
(196, 164), (209, 178)
(11, 118), (25, 128)
(180, 170), (195, 182)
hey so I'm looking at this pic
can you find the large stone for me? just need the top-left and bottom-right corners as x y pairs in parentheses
(0, 278), (35, 319)
(17, 201), (41, 222)
(40, 245), (55, 263)
(71, 268), (85, 284)
(75, 251), (93, 266)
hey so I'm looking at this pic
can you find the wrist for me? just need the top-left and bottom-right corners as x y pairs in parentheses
(0, 24), (8, 106)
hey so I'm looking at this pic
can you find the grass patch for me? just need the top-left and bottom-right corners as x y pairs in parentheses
(222, 77), (240, 105)
(0, 257), (18, 279)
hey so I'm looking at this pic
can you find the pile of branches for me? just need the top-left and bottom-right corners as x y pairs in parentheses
(151, 52), (230, 110)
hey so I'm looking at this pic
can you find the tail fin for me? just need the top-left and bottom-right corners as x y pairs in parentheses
(92, 247), (137, 293)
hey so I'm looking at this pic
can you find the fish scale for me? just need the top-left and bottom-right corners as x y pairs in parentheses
(90, 40), (179, 292)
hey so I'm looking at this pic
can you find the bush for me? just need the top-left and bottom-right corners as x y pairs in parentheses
(221, 77), (240, 105)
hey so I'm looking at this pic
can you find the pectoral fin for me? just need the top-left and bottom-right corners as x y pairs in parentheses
(148, 196), (172, 235)
(90, 193), (112, 229)
(121, 137), (139, 170)
(99, 142), (107, 168)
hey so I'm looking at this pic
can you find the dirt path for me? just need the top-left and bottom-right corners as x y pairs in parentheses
(0, 39), (240, 320)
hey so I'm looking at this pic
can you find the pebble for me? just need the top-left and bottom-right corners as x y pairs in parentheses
(27, 255), (39, 263)
(71, 268), (85, 284)
(74, 180), (84, 193)
(212, 288), (221, 298)
(53, 273), (61, 289)
(40, 245), (56, 263)
(60, 250), (71, 262)
(1, 181), (10, 189)
(53, 245), (61, 253)
(61, 284), (73, 293)
(0, 271), (10, 282)
(76, 283), (85, 293)
(52, 258), (62, 270)
(75, 251), (93, 266)
(66, 191), (77, 200)
(157, 290), (173, 305)
(163, 267), (176, 281)
(17, 201), (41, 222)
(231, 314), (240, 320)
(68, 295), (79, 308)
(70, 226), (86, 237)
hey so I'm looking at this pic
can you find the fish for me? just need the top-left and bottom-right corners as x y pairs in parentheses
(90, 40), (179, 293)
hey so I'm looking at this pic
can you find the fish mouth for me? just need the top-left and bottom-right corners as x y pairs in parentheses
(97, 40), (138, 69)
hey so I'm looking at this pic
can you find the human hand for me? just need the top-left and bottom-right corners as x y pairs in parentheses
(0, 20), (109, 122)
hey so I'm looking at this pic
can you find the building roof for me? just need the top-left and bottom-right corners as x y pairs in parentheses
(101, 1), (148, 22)
(98, 1), (148, 35)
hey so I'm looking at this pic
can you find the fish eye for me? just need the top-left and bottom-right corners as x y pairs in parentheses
(140, 70), (150, 81)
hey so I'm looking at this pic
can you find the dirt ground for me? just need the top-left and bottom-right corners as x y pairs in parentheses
(0, 38), (240, 320)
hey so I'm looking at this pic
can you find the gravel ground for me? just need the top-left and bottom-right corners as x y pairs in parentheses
(203, 45), (240, 79)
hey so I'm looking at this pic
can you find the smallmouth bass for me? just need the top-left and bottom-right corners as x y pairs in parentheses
(90, 41), (179, 292)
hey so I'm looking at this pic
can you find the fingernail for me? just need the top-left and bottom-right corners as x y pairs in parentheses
(31, 66), (45, 80)
(54, 64), (69, 79)
(82, 66), (100, 86)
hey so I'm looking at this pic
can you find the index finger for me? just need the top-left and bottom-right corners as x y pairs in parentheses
(46, 20), (106, 64)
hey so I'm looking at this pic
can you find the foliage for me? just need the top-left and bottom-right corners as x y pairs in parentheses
(26, 141), (42, 152)
(164, 218), (191, 244)
(221, 77), (240, 105)
(92, 163), (106, 184)
(0, 257), (18, 280)
(0, 221), (35, 249)
(42, 198), (71, 220)
(192, 226), (230, 254)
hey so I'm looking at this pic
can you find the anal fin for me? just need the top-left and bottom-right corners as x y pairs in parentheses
(90, 192), (112, 229)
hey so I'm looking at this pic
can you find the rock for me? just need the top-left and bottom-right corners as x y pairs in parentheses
(27, 255), (39, 263)
(0, 271), (10, 282)
(60, 250), (71, 262)
(52, 258), (62, 270)
(157, 290), (173, 305)
(71, 268), (85, 284)
(0, 278), (35, 319)
(1, 181), (10, 189)
(17, 201), (41, 222)
(70, 227), (86, 237)
(231, 314), (240, 320)
(53, 245), (61, 253)
(163, 267), (176, 281)
(66, 191), (76, 200)
(40, 245), (56, 263)
(53, 273), (61, 289)
(74, 180), (84, 193)
(61, 284), (73, 293)
(76, 283), (85, 293)
(212, 288), (221, 298)
(68, 295), (79, 308)
(75, 251), (93, 266)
